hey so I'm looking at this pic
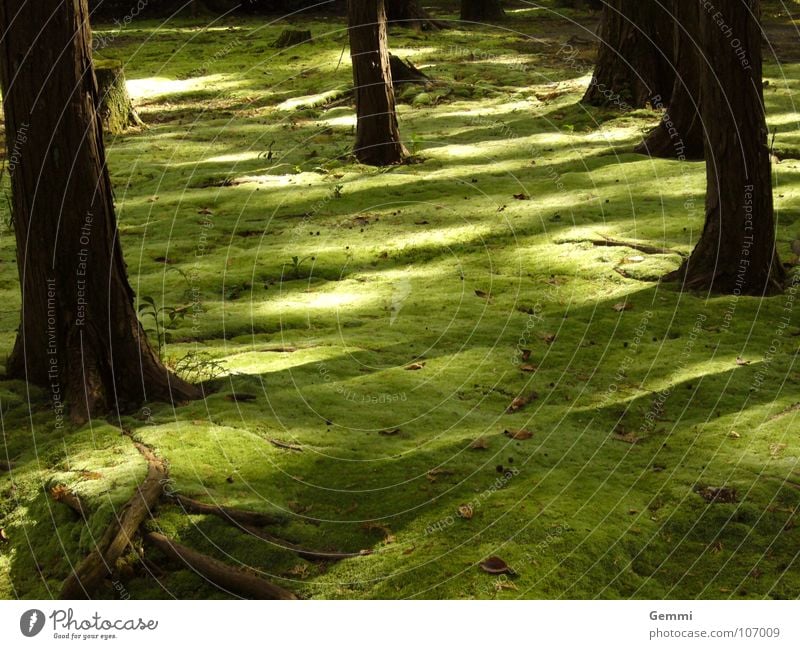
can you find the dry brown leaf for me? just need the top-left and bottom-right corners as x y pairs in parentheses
(504, 428), (534, 440)
(457, 504), (474, 519)
(543, 333), (556, 344)
(735, 356), (751, 366)
(506, 391), (538, 413)
(479, 556), (515, 575)
(513, 193), (530, 200)
(520, 364), (538, 373)
(405, 362), (426, 371)
(426, 468), (455, 482)
(470, 437), (489, 450)
(520, 349), (532, 361)
(474, 289), (491, 299)
(612, 302), (632, 312)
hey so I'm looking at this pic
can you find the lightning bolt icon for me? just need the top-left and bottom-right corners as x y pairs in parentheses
(28, 611), (38, 633)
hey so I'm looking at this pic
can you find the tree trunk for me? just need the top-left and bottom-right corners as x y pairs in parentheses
(0, 0), (200, 424)
(385, 0), (442, 30)
(94, 60), (144, 134)
(666, 0), (784, 295)
(634, 1), (704, 159)
(461, 0), (505, 21)
(348, 0), (408, 166)
(582, 0), (675, 109)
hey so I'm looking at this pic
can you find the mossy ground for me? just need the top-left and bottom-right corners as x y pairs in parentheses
(1, 1), (799, 599)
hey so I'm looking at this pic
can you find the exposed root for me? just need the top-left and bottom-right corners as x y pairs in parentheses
(172, 494), (287, 527)
(50, 485), (88, 520)
(60, 441), (167, 598)
(144, 532), (297, 600)
(589, 235), (685, 257)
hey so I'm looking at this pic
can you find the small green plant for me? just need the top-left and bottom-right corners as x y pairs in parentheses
(287, 255), (315, 279)
(137, 296), (188, 359)
(331, 183), (344, 199)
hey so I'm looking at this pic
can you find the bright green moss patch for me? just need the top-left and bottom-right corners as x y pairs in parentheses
(1, 1), (799, 599)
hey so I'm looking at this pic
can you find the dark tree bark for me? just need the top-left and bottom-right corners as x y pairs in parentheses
(348, 0), (408, 166)
(461, 0), (505, 22)
(582, 0), (675, 109)
(385, 0), (443, 30)
(0, 0), (200, 423)
(666, 0), (784, 295)
(634, 1), (704, 159)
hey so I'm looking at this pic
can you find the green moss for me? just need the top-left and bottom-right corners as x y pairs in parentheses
(1, 0), (799, 600)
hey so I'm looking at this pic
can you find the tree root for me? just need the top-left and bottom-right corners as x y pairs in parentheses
(50, 485), (88, 520)
(589, 235), (685, 257)
(143, 532), (297, 600)
(172, 494), (287, 527)
(60, 441), (167, 598)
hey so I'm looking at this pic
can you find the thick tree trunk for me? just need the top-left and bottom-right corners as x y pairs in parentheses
(461, 0), (505, 21)
(582, 0), (675, 109)
(348, 0), (408, 166)
(666, 0), (784, 294)
(385, 0), (442, 30)
(634, 1), (704, 159)
(0, 0), (200, 424)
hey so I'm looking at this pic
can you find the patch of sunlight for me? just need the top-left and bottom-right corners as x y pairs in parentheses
(584, 126), (642, 143)
(390, 47), (436, 59)
(260, 289), (375, 317)
(383, 223), (495, 250)
(223, 345), (355, 375)
(320, 113), (357, 128)
(436, 99), (534, 119)
(127, 75), (236, 100)
(277, 88), (348, 111)
(204, 151), (263, 164)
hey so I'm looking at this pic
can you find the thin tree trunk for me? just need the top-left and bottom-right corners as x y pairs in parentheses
(666, 0), (784, 294)
(461, 0), (505, 21)
(582, 0), (675, 109)
(635, 1), (704, 159)
(0, 0), (200, 424)
(348, 0), (408, 166)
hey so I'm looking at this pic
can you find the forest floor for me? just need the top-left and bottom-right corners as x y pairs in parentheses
(1, 0), (799, 599)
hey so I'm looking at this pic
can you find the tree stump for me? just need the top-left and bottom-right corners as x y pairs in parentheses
(272, 29), (313, 48)
(389, 55), (429, 86)
(94, 59), (143, 134)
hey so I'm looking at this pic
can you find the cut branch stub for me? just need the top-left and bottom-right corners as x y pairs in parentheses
(94, 59), (144, 134)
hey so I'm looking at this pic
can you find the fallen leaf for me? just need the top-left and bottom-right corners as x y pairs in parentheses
(470, 437), (489, 450)
(735, 356), (751, 366)
(479, 556), (515, 575)
(520, 349), (532, 361)
(612, 302), (632, 312)
(612, 431), (640, 444)
(495, 579), (518, 592)
(426, 468), (455, 482)
(520, 364), (538, 373)
(474, 289), (491, 299)
(697, 485), (738, 504)
(405, 362), (426, 371)
(728, 431), (741, 439)
(504, 428), (534, 440)
(457, 504), (474, 519)
(513, 193), (530, 200)
(543, 333), (556, 344)
(506, 391), (538, 413)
